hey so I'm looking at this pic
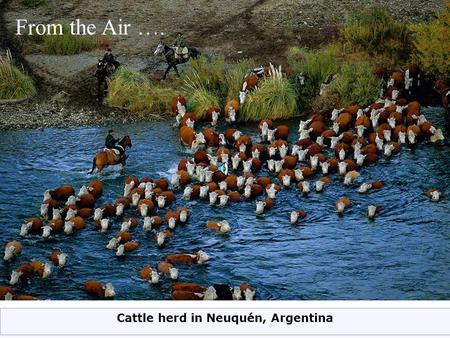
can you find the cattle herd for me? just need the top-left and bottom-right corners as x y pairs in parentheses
(0, 64), (446, 301)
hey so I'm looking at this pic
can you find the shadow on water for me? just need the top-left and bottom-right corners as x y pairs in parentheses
(0, 108), (449, 300)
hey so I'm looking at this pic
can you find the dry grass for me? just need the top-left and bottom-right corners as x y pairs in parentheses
(106, 67), (176, 115)
(241, 67), (297, 122)
(0, 50), (36, 100)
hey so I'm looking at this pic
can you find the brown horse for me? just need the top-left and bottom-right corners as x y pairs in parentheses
(90, 136), (132, 174)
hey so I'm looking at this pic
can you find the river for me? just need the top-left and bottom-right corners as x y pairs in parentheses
(0, 107), (449, 300)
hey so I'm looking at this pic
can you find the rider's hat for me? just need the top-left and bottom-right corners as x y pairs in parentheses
(106, 47), (112, 52)
(108, 129), (114, 133)
(176, 32), (183, 35)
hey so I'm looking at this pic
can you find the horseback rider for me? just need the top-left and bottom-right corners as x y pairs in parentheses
(173, 32), (188, 60)
(105, 130), (124, 156)
(102, 47), (120, 69)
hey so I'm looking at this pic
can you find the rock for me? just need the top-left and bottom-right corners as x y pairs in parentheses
(51, 91), (71, 104)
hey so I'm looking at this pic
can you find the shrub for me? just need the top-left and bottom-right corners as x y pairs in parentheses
(106, 67), (176, 115)
(44, 23), (96, 55)
(313, 61), (381, 110)
(287, 44), (339, 109)
(412, 4), (450, 80)
(186, 88), (220, 119)
(341, 7), (412, 60)
(240, 70), (297, 122)
(0, 50), (36, 100)
(181, 55), (226, 98)
(224, 58), (254, 101)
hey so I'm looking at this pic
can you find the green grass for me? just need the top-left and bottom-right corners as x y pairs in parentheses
(241, 71), (297, 122)
(106, 67), (176, 115)
(0, 50), (36, 100)
(312, 60), (381, 110)
(287, 44), (339, 110)
(341, 7), (412, 60)
(44, 23), (96, 55)
(180, 55), (226, 98)
(186, 88), (220, 119)
(411, 3), (450, 80)
(224, 58), (255, 101)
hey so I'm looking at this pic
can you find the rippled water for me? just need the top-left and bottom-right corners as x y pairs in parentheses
(0, 107), (449, 300)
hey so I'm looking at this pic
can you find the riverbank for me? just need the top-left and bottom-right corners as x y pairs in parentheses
(0, 99), (169, 130)
(0, 0), (446, 130)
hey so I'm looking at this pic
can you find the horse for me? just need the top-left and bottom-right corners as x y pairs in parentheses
(89, 136), (132, 174)
(154, 42), (201, 79)
(95, 59), (119, 101)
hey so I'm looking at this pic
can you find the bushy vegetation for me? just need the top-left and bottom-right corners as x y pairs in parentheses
(181, 55), (226, 97)
(224, 58), (255, 101)
(106, 67), (176, 114)
(186, 88), (220, 119)
(412, 4), (450, 80)
(44, 23), (96, 55)
(313, 61), (381, 110)
(240, 72), (297, 122)
(287, 44), (339, 109)
(0, 50), (36, 100)
(341, 7), (412, 60)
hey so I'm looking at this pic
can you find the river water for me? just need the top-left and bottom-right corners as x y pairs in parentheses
(0, 107), (449, 300)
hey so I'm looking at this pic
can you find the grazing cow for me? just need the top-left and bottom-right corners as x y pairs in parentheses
(335, 197), (351, 215)
(207, 220), (231, 233)
(123, 176), (139, 197)
(137, 199), (155, 217)
(9, 263), (34, 285)
(205, 107), (220, 127)
(336, 112), (352, 131)
(116, 241), (139, 257)
(171, 95), (187, 115)
(180, 113), (198, 128)
(45, 185), (75, 202)
(0, 286), (14, 300)
(275, 125), (289, 140)
(172, 282), (206, 294)
(139, 266), (160, 284)
(166, 250), (209, 265)
(114, 198), (130, 217)
(171, 290), (204, 300)
(243, 184), (264, 199)
(427, 189), (442, 202)
(20, 217), (43, 237)
(179, 126), (199, 149)
(84, 280), (115, 298)
(239, 75), (258, 104)
(64, 216), (86, 234)
(40, 198), (59, 220)
(255, 198), (274, 214)
(434, 80), (449, 108)
(3, 241), (22, 262)
(154, 178), (169, 191)
(88, 180), (103, 199)
(201, 129), (219, 148)
(42, 219), (63, 238)
(290, 210), (307, 224)
(224, 100), (240, 123)
(30, 259), (52, 279)
(157, 191), (176, 208)
(367, 205), (382, 220)
(157, 262), (179, 280)
(50, 250), (68, 267)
